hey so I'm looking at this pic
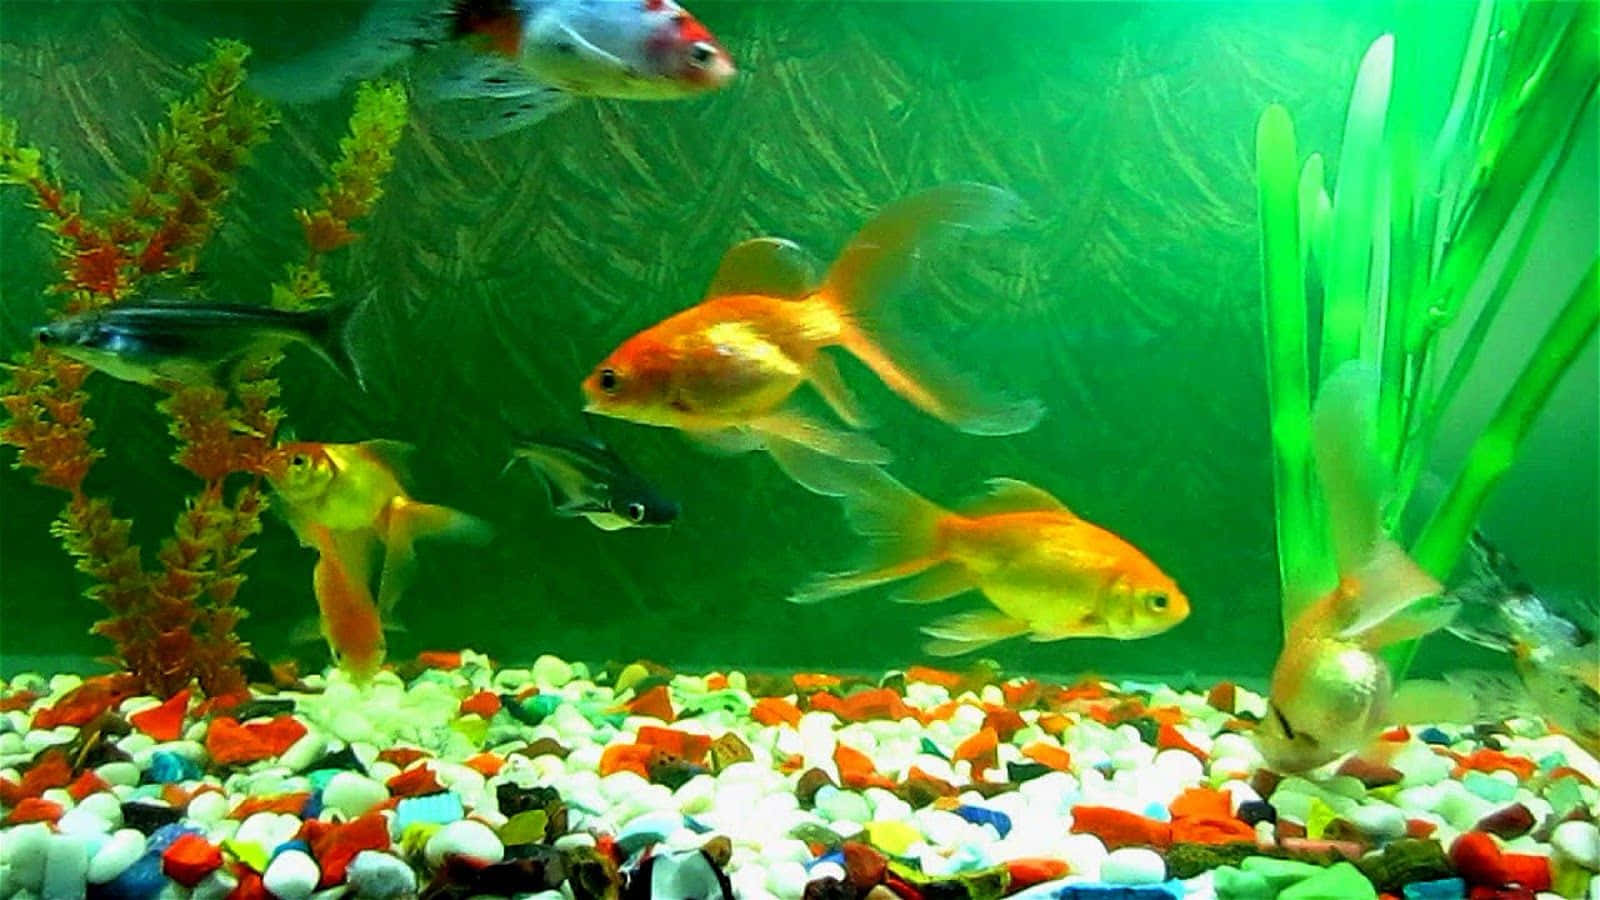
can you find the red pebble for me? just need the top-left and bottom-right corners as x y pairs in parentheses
(304, 812), (390, 887)
(1205, 681), (1237, 713)
(1, 750), (72, 807)
(1452, 831), (1509, 886)
(227, 863), (271, 900)
(67, 771), (110, 802)
(130, 689), (191, 742)
(162, 833), (223, 886)
(4, 796), (63, 824)
(377, 747), (430, 768)
(1157, 722), (1208, 759)
(229, 793), (311, 819)
(1406, 818), (1438, 839)
(637, 726), (713, 764)
(841, 841), (888, 890)
(386, 765), (444, 798)
(1499, 853), (1551, 892)
(1468, 888), (1536, 900)
(1337, 755), (1404, 788)
(458, 691), (501, 719)
(205, 718), (273, 766)
(627, 685), (676, 722)
(30, 676), (135, 728)
(883, 871), (924, 900)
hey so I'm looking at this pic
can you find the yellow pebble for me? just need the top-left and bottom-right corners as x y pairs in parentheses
(1305, 797), (1338, 840)
(616, 663), (650, 694)
(451, 714), (489, 746)
(222, 839), (267, 873)
(400, 822), (441, 857)
(865, 820), (921, 857)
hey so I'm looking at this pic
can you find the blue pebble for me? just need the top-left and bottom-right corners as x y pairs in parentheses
(955, 804), (1013, 837)
(306, 769), (340, 792)
(394, 791), (464, 829)
(808, 850), (845, 870)
(1418, 727), (1452, 745)
(301, 791), (323, 819)
(1052, 881), (1184, 899)
(89, 851), (166, 900)
(1403, 877), (1466, 900)
(146, 822), (203, 853)
(1141, 801), (1171, 822)
(271, 839), (311, 860)
(683, 815), (713, 834)
(919, 737), (948, 760)
(143, 751), (200, 785)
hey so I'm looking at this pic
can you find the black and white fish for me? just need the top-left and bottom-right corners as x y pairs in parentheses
(252, 0), (736, 139)
(507, 430), (679, 530)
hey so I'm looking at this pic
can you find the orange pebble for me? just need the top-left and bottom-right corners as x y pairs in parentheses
(834, 743), (888, 790)
(416, 650), (462, 669)
(5, 796), (63, 824)
(458, 691), (501, 719)
(229, 792), (310, 818)
(1036, 713), (1071, 736)
(129, 689), (191, 742)
(1157, 722), (1208, 760)
(906, 666), (964, 689)
(599, 743), (655, 779)
(777, 753), (805, 774)
(1454, 748), (1535, 780)
(983, 707), (1026, 742)
(627, 685), (676, 723)
(1006, 857), (1070, 888)
(954, 726), (999, 778)
(637, 726), (712, 764)
(1170, 787), (1231, 821)
(385, 766), (444, 798)
(1172, 815), (1257, 844)
(1021, 742), (1073, 772)
(752, 697), (803, 727)
(1070, 804), (1173, 849)
(1002, 680), (1043, 708)
(463, 753), (504, 776)
(793, 673), (842, 690)
(1205, 681), (1236, 713)
(377, 747), (430, 768)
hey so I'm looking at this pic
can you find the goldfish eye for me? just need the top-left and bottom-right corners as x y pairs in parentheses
(1147, 593), (1169, 612)
(290, 453), (309, 469)
(599, 368), (620, 393)
(626, 501), (647, 523)
(688, 41), (718, 68)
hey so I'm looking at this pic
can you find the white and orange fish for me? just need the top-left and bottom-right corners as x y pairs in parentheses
(262, 440), (491, 679)
(788, 459), (1188, 656)
(253, 0), (736, 138)
(1257, 363), (1462, 773)
(581, 183), (1045, 492)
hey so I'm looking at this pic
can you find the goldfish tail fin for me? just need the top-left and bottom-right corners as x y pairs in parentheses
(820, 183), (1045, 436)
(250, 0), (458, 103)
(786, 460), (951, 603)
(376, 500), (493, 614)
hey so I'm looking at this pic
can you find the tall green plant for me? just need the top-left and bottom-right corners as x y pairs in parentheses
(1254, 0), (1598, 672)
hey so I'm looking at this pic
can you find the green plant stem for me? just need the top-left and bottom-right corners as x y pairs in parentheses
(1257, 104), (1333, 631)
(1380, 10), (1425, 480)
(1390, 259), (1599, 676)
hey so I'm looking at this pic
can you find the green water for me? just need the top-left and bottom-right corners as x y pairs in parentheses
(1, 1), (1594, 682)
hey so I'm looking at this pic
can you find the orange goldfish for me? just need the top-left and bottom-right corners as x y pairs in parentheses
(581, 183), (1044, 491)
(262, 440), (492, 677)
(787, 460), (1188, 656)
(1257, 363), (1461, 773)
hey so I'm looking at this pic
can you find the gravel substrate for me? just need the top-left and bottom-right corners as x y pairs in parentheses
(1, 653), (1597, 899)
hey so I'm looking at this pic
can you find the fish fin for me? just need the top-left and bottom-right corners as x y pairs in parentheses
(682, 427), (765, 456)
(889, 562), (977, 605)
(425, 87), (575, 140)
(805, 353), (873, 429)
(1386, 678), (1479, 726)
(289, 617), (326, 646)
(302, 294), (372, 391)
(583, 513), (633, 532)
(919, 611), (1030, 655)
(956, 477), (1071, 517)
(788, 462), (951, 602)
(554, 496), (610, 517)
(376, 499), (493, 614)
(1442, 670), (1528, 723)
(705, 237), (819, 301)
(357, 440), (418, 487)
(250, 0), (456, 103)
(415, 49), (573, 139)
(819, 183), (1044, 436)
(512, 445), (594, 507)
(751, 408), (890, 466)
(1338, 541), (1457, 648)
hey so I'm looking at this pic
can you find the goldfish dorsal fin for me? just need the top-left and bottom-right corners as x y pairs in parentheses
(358, 439), (417, 486)
(958, 478), (1071, 517)
(1333, 539), (1454, 648)
(705, 238), (819, 300)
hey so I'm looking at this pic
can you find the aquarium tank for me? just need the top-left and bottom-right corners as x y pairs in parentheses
(0, 1), (1595, 898)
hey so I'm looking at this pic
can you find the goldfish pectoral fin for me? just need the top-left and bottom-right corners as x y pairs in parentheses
(382, 616), (408, 635)
(753, 409), (890, 464)
(357, 439), (418, 485)
(683, 427), (764, 456)
(376, 500), (492, 615)
(705, 237), (818, 301)
(1338, 554), (1458, 648)
(888, 562), (977, 605)
(1387, 678), (1479, 727)
(584, 513), (633, 531)
(765, 436), (885, 498)
(921, 610), (1030, 647)
(289, 617), (326, 647)
(805, 354), (874, 429)
(921, 638), (1005, 658)
(789, 557), (940, 605)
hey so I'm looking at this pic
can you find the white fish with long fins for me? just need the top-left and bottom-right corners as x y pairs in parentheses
(1256, 362), (1463, 773)
(253, 0), (736, 138)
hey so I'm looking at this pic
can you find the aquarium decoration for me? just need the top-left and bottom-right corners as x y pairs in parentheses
(1254, 1), (1597, 676)
(0, 41), (407, 699)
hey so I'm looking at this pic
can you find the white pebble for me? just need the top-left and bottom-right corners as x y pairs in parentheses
(813, 786), (870, 823)
(190, 868), (238, 900)
(1101, 846), (1166, 884)
(1346, 802), (1407, 841)
(187, 790), (229, 825)
(425, 819), (505, 868)
(532, 654), (574, 688)
(675, 774), (716, 814)
(88, 829), (145, 883)
(553, 832), (596, 852)
(1552, 820), (1600, 869)
(347, 850), (417, 899)
(262, 848), (320, 900)
(43, 833), (90, 899)
(323, 772), (390, 819)
(95, 761), (141, 787)
(766, 860), (808, 900)
(56, 805), (114, 836)
(236, 812), (301, 851)
(2, 822), (50, 892)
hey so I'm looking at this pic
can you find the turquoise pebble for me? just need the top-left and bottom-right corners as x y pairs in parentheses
(394, 791), (463, 829)
(525, 694), (561, 721)
(1054, 881), (1183, 898)
(1536, 752), (1566, 771)
(1141, 801), (1171, 822)
(1461, 771), (1517, 803)
(1403, 877), (1466, 899)
(1279, 862), (1376, 900)
(306, 769), (340, 791)
(143, 751), (200, 784)
(1546, 775), (1585, 816)
(1418, 728), (1451, 745)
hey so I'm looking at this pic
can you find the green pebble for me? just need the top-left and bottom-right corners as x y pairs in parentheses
(500, 809), (548, 846)
(1545, 775), (1585, 817)
(920, 737), (948, 760)
(1240, 856), (1325, 892)
(451, 714), (489, 746)
(1305, 797), (1338, 840)
(1279, 862), (1377, 900)
(681, 689), (752, 716)
(788, 822), (843, 851)
(222, 839), (267, 872)
(1212, 865), (1273, 900)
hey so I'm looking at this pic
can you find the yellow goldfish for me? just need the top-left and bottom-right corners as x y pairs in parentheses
(580, 183), (1044, 491)
(788, 459), (1188, 656)
(1257, 363), (1460, 773)
(262, 440), (492, 677)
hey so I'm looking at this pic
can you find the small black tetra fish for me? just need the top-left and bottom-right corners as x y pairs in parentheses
(506, 431), (678, 530)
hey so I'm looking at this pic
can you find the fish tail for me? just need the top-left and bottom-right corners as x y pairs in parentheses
(249, 0), (465, 103)
(786, 459), (952, 604)
(376, 499), (493, 614)
(303, 294), (371, 391)
(818, 183), (1044, 436)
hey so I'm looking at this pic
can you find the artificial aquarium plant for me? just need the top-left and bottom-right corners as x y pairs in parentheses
(0, 40), (409, 698)
(1255, 1), (1597, 677)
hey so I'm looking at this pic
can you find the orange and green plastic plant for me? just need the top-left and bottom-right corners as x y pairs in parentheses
(1, 42), (409, 698)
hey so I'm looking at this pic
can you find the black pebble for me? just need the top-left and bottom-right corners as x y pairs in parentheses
(1123, 716), (1160, 744)
(1006, 762), (1054, 783)
(222, 697), (296, 721)
(121, 800), (183, 834)
(307, 744), (366, 775)
(1237, 800), (1277, 825)
(802, 876), (856, 900)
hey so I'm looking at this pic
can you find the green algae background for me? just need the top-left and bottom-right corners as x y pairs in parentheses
(1, 1), (1593, 682)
